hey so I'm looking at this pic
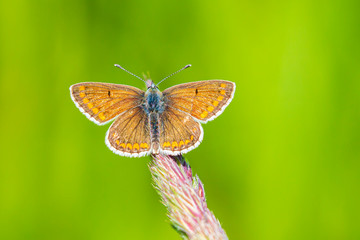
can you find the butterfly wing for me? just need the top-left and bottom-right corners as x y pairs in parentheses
(162, 80), (235, 123)
(159, 106), (203, 155)
(70, 82), (145, 125)
(106, 106), (151, 157)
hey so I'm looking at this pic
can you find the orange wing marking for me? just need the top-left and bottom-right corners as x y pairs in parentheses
(172, 141), (178, 150)
(126, 143), (133, 150)
(200, 111), (208, 119)
(98, 112), (105, 120)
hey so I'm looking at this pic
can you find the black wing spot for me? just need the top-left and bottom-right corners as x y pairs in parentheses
(195, 89), (198, 95)
(108, 91), (111, 97)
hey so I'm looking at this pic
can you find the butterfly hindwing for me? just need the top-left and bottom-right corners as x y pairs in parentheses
(159, 107), (203, 155)
(70, 82), (145, 125)
(106, 106), (151, 157)
(163, 80), (235, 123)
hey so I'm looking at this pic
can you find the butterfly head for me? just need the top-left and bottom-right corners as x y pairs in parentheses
(146, 79), (157, 90)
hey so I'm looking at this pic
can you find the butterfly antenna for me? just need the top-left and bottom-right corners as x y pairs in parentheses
(114, 64), (146, 83)
(156, 64), (191, 86)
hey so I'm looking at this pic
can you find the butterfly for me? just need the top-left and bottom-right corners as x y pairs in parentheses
(70, 64), (236, 157)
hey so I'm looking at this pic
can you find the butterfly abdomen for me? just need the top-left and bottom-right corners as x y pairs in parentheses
(149, 113), (160, 153)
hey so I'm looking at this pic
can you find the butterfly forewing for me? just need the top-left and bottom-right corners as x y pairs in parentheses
(70, 82), (145, 125)
(106, 106), (151, 157)
(163, 80), (235, 123)
(160, 107), (203, 155)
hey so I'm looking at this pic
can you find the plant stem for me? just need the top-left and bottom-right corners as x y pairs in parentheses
(149, 154), (228, 240)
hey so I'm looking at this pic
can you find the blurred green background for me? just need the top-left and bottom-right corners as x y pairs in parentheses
(1, 0), (359, 239)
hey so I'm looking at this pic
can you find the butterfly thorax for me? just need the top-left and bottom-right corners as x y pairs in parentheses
(144, 86), (165, 114)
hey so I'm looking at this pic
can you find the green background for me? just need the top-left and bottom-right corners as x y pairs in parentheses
(1, 0), (359, 239)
